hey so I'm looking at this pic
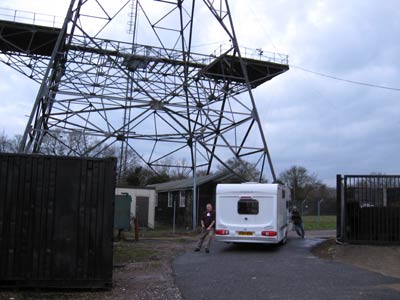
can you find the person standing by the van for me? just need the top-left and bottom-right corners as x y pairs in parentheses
(291, 207), (304, 239)
(194, 203), (215, 253)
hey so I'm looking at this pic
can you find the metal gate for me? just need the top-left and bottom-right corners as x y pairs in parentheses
(337, 175), (400, 244)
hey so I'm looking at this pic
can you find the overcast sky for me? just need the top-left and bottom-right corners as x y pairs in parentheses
(0, 0), (399, 186)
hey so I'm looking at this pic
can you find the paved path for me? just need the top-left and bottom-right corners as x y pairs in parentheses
(173, 231), (400, 300)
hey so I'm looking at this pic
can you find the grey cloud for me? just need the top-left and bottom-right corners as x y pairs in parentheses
(0, 0), (399, 186)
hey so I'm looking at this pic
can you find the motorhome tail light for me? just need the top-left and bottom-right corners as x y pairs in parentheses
(216, 229), (229, 235)
(261, 231), (277, 237)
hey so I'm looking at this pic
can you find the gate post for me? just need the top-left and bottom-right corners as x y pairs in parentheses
(336, 174), (342, 241)
(336, 174), (345, 242)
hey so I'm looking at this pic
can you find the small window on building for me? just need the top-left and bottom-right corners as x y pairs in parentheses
(238, 198), (259, 215)
(282, 189), (286, 199)
(168, 192), (173, 208)
(179, 191), (186, 207)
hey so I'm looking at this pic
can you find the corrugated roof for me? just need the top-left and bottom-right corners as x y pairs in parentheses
(148, 172), (241, 192)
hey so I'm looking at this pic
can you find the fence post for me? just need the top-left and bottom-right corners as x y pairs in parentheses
(341, 176), (346, 242)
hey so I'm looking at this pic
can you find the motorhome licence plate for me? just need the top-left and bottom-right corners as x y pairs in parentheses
(238, 231), (253, 236)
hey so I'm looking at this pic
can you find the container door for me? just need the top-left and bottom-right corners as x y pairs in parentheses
(136, 196), (149, 227)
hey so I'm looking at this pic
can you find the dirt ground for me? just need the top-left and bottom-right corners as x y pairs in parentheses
(312, 238), (400, 280)
(0, 237), (196, 300)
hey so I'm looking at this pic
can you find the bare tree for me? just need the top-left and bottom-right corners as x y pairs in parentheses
(0, 131), (20, 153)
(170, 157), (191, 180)
(9, 134), (22, 153)
(0, 131), (11, 152)
(279, 165), (322, 203)
(40, 130), (68, 155)
(218, 158), (262, 182)
(149, 157), (192, 180)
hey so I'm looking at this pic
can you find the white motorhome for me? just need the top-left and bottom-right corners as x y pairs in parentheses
(215, 183), (291, 244)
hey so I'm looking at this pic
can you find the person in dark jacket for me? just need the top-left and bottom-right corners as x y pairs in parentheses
(291, 207), (304, 239)
(194, 203), (215, 253)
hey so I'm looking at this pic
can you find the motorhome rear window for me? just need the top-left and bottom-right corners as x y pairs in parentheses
(238, 199), (259, 215)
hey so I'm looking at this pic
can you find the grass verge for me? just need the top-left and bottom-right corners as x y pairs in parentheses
(113, 241), (159, 264)
(303, 215), (336, 230)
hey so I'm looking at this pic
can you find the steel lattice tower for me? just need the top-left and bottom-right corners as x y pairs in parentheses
(0, 0), (289, 181)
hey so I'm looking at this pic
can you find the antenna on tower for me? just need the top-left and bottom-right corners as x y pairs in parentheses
(127, 0), (138, 41)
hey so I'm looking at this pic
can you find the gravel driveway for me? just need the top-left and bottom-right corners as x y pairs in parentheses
(174, 232), (400, 300)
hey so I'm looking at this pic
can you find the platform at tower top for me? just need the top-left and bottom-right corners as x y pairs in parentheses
(201, 54), (289, 88)
(0, 16), (289, 87)
(0, 19), (60, 56)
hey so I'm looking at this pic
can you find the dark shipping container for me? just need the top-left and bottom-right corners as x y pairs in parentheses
(0, 153), (116, 289)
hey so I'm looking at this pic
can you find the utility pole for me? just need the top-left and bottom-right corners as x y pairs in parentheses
(192, 136), (198, 230)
